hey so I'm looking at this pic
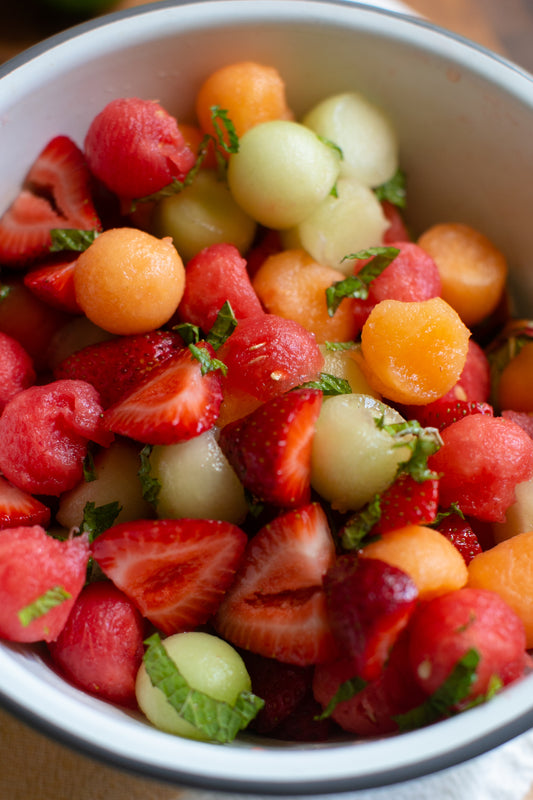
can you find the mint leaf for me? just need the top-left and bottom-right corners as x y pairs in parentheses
(82, 449), (97, 482)
(316, 135), (343, 160)
(316, 675), (367, 720)
(173, 322), (201, 345)
(210, 106), (239, 155)
(18, 586), (71, 627)
(50, 228), (99, 252)
(143, 633), (264, 743)
(0, 284), (12, 302)
(340, 495), (382, 550)
(299, 372), (352, 396)
(326, 247), (399, 316)
(324, 340), (358, 352)
(206, 301), (238, 350)
(374, 168), (407, 209)
(375, 416), (443, 482)
(80, 500), (122, 542)
(138, 445), (161, 507)
(189, 343), (227, 377)
(394, 649), (480, 731)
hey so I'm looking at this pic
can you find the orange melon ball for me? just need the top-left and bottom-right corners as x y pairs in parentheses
(359, 296), (470, 405)
(360, 524), (468, 601)
(74, 228), (185, 335)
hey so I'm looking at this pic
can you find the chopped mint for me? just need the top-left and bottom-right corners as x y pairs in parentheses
(18, 586), (71, 627)
(143, 633), (264, 743)
(316, 675), (367, 720)
(375, 415), (443, 482)
(189, 343), (227, 377)
(316, 135), (343, 160)
(394, 649), (480, 731)
(173, 322), (201, 345)
(80, 500), (122, 542)
(374, 168), (407, 209)
(138, 445), (161, 508)
(340, 495), (382, 550)
(323, 340), (358, 352)
(210, 105), (240, 155)
(82, 450), (97, 482)
(326, 247), (399, 316)
(49, 228), (99, 252)
(299, 372), (352, 396)
(206, 301), (238, 350)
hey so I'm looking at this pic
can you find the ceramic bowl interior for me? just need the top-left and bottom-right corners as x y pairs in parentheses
(1, 0), (533, 794)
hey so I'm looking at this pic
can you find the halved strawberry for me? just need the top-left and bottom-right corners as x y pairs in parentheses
(375, 473), (439, 535)
(0, 331), (36, 413)
(435, 512), (482, 565)
(0, 136), (101, 266)
(213, 503), (338, 666)
(405, 398), (493, 432)
(219, 388), (323, 507)
(54, 330), (184, 408)
(0, 526), (89, 643)
(92, 518), (247, 634)
(103, 342), (223, 443)
(0, 475), (50, 530)
(24, 255), (82, 315)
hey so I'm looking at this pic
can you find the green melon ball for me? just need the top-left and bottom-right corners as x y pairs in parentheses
(136, 632), (252, 741)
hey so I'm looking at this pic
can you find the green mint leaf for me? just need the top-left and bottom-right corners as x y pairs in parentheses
(315, 675), (367, 720)
(299, 372), (352, 396)
(18, 586), (71, 627)
(138, 445), (161, 507)
(173, 322), (201, 345)
(143, 633), (264, 743)
(210, 106), (239, 154)
(432, 502), (465, 526)
(50, 228), (99, 252)
(340, 495), (382, 550)
(189, 343), (227, 377)
(82, 450), (97, 482)
(324, 340), (358, 351)
(394, 649), (480, 731)
(374, 168), (407, 209)
(316, 135), (343, 160)
(326, 247), (399, 316)
(0, 284), (12, 302)
(375, 415), (443, 482)
(206, 301), (238, 350)
(80, 500), (122, 542)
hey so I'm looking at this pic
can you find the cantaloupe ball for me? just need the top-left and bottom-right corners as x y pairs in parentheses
(311, 393), (411, 511)
(135, 632), (251, 740)
(74, 228), (185, 335)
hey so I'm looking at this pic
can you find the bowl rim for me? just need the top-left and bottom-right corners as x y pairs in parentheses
(1, 0), (533, 795)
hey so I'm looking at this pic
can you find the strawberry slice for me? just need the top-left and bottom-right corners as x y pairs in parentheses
(103, 342), (223, 443)
(0, 136), (101, 266)
(92, 518), (248, 634)
(435, 512), (482, 564)
(375, 473), (439, 535)
(213, 503), (338, 666)
(0, 475), (50, 530)
(0, 526), (89, 643)
(24, 256), (82, 315)
(54, 330), (184, 408)
(324, 555), (419, 682)
(218, 388), (323, 507)
(405, 398), (493, 432)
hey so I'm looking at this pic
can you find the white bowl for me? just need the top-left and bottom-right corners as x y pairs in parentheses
(1, 1), (533, 794)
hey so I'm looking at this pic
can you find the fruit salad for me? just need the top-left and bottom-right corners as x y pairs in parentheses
(0, 59), (533, 745)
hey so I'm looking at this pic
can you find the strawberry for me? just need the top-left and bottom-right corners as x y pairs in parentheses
(0, 476), (50, 530)
(54, 330), (184, 408)
(177, 242), (264, 333)
(218, 388), (323, 507)
(24, 256), (82, 315)
(404, 398), (493, 432)
(0, 331), (36, 412)
(375, 473), (439, 534)
(92, 518), (247, 634)
(48, 581), (146, 708)
(0, 526), (89, 643)
(435, 512), (482, 564)
(324, 555), (419, 682)
(103, 342), (223, 444)
(213, 503), (338, 666)
(0, 136), (101, 266)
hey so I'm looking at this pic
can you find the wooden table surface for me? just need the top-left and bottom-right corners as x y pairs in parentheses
(1, 0), (533, 72)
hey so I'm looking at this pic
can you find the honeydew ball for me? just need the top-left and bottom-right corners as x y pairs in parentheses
(311, 393), (412, 511)
(151, 169), (257, 262)
(74, 228), (185, 335)
(149, 429), (248, 524)
(318, 344), (381, 397)
(303, 91), (399, 187)
(227, 120), (341, 229)
(289, 177), (389, 273)
(135, 632), (252, 740)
